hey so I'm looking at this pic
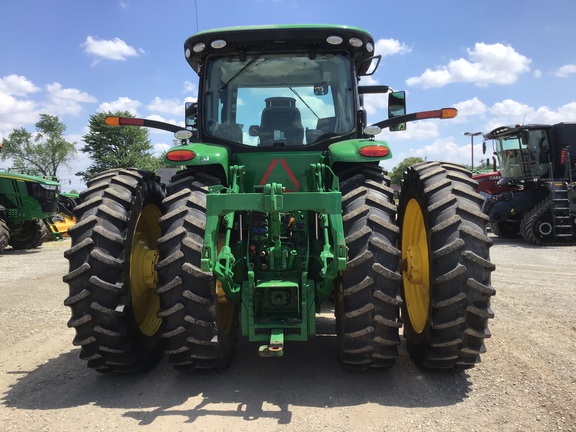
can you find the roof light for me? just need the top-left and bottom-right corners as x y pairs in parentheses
(366, 42), (374, 53)
(349, 37), (363, 47)
(359, 145), (390, 158)
(166, 149), (195, 162)
(174, 130), (193, 140)
(364, 125), (382, 136)
(193, 42), (206, 53)
(327, 35), (343, 45)
(211, 39), (227, 49)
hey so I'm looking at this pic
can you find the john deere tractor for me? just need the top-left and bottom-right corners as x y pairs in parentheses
(63, 25), (495, 373)
(0, 169), (60, 253)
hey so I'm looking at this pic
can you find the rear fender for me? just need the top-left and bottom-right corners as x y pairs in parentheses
(328, 139), (392, 165)
(164, 143), (230, 182)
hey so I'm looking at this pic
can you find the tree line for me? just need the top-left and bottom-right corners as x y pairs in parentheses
(0, 111), (165, 185)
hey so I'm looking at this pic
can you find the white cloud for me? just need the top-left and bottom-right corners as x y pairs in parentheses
(0, 74), (40, 96)
(406, 43), (531, 88)
(43, 83), (98, 116)
(98, 97), (141, 116)
(152, 142), (171, 157)
(378, 120), (439, 141)
(82, 36), (144, 63)
(380, 136), (473, 170)
(375, 39), (411, 57)
(555, 64), (576, 78)
(183, 80), (198, 95)
(0, 93), (39, 133)
(453, 97), (488, 122)
(147, 97), (183, 116)
(484, 99), (576, 131)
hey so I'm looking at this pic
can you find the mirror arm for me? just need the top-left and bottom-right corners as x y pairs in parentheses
(105, 116), (183, 133)
(371, 108), (458, 130)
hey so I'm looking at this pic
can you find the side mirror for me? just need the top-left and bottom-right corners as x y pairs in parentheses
(249, 125), (260, 137)
(185, 102), (197, 127)
(388, 91), (406, 132)
(314, 83), (328, 96)
(482, 140), (487, 155)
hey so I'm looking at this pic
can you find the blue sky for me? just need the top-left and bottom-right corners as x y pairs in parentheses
(1, 0), (575, 192)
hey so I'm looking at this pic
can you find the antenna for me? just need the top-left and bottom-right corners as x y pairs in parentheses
(522, 113), (527, 126)
(195, 0), (199, 32)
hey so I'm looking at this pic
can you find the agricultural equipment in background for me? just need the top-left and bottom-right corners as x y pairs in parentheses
(477, 123), (576, 244)
(52, 192), (80, 236)
(0, 169), (61, 253)
(63, 25), (495, 373)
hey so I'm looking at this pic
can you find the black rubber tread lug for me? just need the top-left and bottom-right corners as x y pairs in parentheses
(337, 165), (401, 370)
(63, 169), (165, 373)
(398, 161), (495, 370)
(156, 171), (238, 371)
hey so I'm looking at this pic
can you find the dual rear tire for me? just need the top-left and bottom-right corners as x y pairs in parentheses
(64, 162), (495, 372)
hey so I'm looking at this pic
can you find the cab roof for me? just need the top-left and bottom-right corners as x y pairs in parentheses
(184, 24), (376, 75)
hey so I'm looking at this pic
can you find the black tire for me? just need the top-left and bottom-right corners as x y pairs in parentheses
(0, 218), (9, 253)
(63, 169), (165, 373)
(336, 165), (402, 369)
(156, 171), (238, 371)
(8, 220), (48, 249)
(520, 198), (555, 245)
(489, 221), (520, 239)
(397, 162), (495, 369)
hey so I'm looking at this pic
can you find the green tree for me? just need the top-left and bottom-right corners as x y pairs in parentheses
(388, 157), (425, 185)
(0, 114), (76, 177)
(77, 111), (165, 182)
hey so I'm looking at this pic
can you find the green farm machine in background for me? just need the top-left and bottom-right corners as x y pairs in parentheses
(63, 25), (495, 373)
(0, 169), (60, 253)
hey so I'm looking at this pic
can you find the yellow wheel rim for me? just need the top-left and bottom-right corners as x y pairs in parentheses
(130, 203), (162, 336)
(401, 198), (430, 334)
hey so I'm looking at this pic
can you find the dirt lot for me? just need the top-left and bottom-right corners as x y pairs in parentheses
(1, 236), (575, 431)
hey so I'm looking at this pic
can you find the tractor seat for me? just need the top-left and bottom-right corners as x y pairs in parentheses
(250, 97), (304, 146)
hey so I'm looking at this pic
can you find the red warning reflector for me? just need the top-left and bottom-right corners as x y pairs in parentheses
(166, 149), (195, 161)
(359, 145), (390, 157)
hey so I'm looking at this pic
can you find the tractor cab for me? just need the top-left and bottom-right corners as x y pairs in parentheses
(485, 125), (552, 181)
(182, 25), (403, 150)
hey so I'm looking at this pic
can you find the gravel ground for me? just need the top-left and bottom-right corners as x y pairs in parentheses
(1, 236), (575, 431)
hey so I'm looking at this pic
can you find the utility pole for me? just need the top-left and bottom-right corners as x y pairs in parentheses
(464, 131), (482, 170)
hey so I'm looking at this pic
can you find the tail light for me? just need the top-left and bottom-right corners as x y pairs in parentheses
(166, 149), (195, 162)
(359, 145), (390, 157)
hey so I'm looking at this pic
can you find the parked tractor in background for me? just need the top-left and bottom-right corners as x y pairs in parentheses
(63, 25), (495, 374)
(476, 123), (576, 244)
(0, 169), (61, 253)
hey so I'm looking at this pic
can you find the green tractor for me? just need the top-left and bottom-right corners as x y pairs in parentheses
(0, 169), (60, 252)
(63, 25), (495, 373)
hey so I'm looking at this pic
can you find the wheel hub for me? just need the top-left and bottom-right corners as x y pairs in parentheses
(536, 221), (553, 237)
(401, 198), (430, 334)
(130, 204), (162, 336)
(405, 244), (423, 285)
